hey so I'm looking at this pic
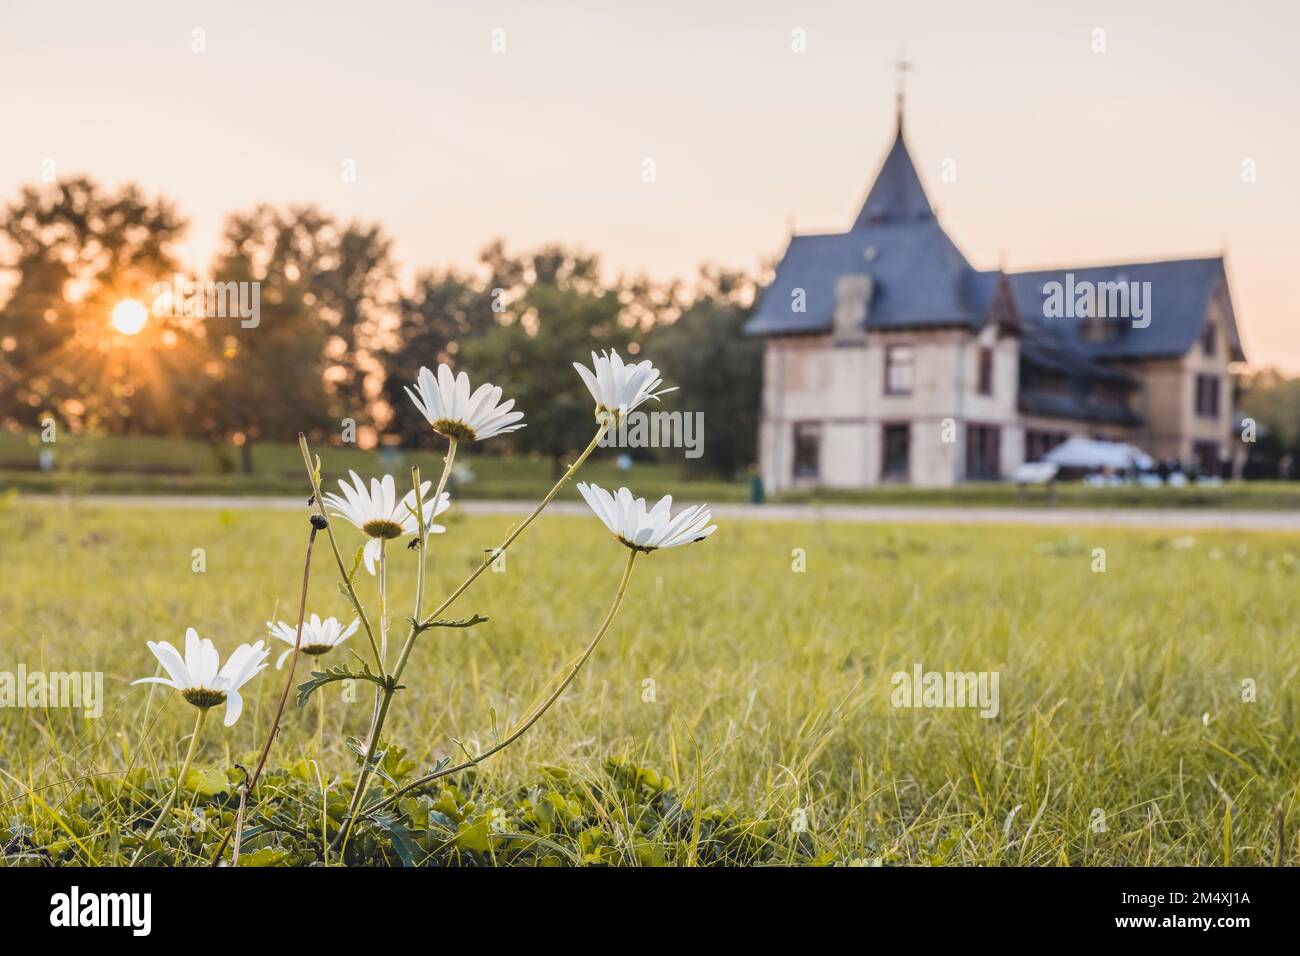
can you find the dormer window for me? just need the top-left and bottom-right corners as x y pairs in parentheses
(1080, 279), (1128, 344)
(1082, 308), (1123, 344)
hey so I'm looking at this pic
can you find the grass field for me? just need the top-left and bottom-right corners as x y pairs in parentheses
(4, 428), (1300, 509)
(2, 494), (1299, 866)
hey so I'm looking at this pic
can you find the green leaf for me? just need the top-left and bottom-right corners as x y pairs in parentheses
(454, 818), (491, 854)
(412, 613), (489, 635)
(239, 846), (291, 867)
(296, 661), (392, 708)
(372, 812), (421, 867)
(183, 767), (230, 797)
(344, 736), (388, 774)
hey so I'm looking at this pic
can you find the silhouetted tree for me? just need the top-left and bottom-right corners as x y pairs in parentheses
(0, 177), (192, 433)
(645, 267), (761, 478)
(199, 207), (335, 472)
(381, 268), (495, 445)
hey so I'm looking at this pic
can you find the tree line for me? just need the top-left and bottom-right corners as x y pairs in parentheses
(1238, 369), (1300, 480)
(0, 178), (763, 478)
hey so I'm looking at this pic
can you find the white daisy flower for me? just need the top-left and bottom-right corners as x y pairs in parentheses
(132, 628), (270, 727)
(576, 482), (717, 552)
(405, 364), (525, 442)
(268, 614), (360, 669)
(572, 350), (677, 423)
(323, 470), (452, 574)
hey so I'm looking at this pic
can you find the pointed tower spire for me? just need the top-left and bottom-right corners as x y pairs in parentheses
(851, 57), (932, 229)
(895, 50), (912, 134)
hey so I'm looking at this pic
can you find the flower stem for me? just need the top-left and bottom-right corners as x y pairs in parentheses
(328, 428), (604, 853)
(210, 519), (319, 865)
(391, 441), (456, 683)
(329, 440), (456, 854)
(378, 539), (389, 664)
(414, 437), (456, 624)
(132, 705), (206, 866)
(362, 538), (389, 785)
(332, 683), (394, 855)
(299, 434), (383, 671)
(361, 548), (638, 821)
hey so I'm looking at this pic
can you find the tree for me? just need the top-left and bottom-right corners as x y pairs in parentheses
(299, 214), (396, 425)
(198, 207), (335, 472)
(1238, 368), (1300, 479)
(0, 177), (192, 433)
(462, 244), (633, 474)
(381, 268), (495, 446)
(645, 267), (761, 478)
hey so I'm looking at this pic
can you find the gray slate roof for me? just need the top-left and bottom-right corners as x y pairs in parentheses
(852, 128), (935, 228)
(743, 222), (985, 336)
(1008, 259), (1243, 362)
(1019, 327), (1139, 385)
(743, 124), (1245, 366)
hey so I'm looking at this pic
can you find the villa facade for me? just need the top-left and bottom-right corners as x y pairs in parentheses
(743, 114), (1246, 490)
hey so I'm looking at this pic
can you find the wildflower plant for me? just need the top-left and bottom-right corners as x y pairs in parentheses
(132, 354), (713, 864)
(269, 614), (359, 670)
(129, 630), (269, 862)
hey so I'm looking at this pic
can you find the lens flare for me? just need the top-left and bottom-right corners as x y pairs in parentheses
(111, 299), (149, 336)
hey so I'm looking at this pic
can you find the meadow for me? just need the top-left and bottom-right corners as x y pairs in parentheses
(2, 495), (1299, 865)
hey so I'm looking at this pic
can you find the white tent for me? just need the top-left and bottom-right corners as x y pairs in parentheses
(1042, 438), (1154, 471)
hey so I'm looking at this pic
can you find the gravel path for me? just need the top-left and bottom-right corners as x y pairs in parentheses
(24, 494), (1300, 530)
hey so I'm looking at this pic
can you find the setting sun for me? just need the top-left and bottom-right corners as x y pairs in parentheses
(110, 299), (149, 336)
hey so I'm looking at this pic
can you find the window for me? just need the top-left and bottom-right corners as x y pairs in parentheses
(1193, 441), (1220, 476)
(966, 424), (1001, 480)
(792, 422), (821, 479)
(1194, 374), (1220, 419)
(976, 346), (993, 396)
(884, 344), (914, 395)
(1082, 311), (1122, 344)
(1091, 382), (1128, 405)
(1200, 321), (1217, 357)
(881, 423), (910, 481)
(1025, 429), (1068, 463)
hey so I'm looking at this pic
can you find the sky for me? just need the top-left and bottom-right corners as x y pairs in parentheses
(2, 0), (1297, 368)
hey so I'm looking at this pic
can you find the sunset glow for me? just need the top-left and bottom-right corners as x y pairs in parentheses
(110, 299), (149, 336)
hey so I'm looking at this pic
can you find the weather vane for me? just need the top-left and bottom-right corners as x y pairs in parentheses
(895, 49), (914, 127)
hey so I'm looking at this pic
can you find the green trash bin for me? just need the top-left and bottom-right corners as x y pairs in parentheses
(749, 474), (764, 505)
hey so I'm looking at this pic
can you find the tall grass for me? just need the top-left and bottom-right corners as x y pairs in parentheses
(1, 500), (1297, 864)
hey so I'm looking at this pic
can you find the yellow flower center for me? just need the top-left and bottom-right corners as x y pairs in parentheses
(617, 535), (657, 554)
(181, 687), (227, 709)
(362, 519), (404, 539)
(432, 418), (477, 442)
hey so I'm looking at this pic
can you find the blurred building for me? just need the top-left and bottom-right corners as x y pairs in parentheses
(744, 108), (1246, 489)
